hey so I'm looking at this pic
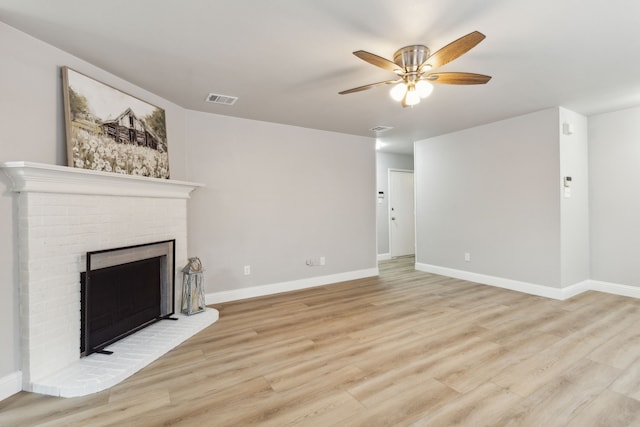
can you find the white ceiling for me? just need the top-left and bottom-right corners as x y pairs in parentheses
(2, 0), (640, 154)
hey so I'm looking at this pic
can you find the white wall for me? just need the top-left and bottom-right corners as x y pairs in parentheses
(559, 107), (590, 286)
(414, 108), (563, 287)
(376, 152), (414, 257)
(0, 21), (187, 383)
(589, 106), (640, 287)
(185, 111), (377, 296)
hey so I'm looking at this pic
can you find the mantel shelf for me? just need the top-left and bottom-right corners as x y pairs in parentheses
(0, 161), (203, 199)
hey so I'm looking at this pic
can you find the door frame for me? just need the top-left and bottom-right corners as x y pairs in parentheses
(388, 168), (416, 258)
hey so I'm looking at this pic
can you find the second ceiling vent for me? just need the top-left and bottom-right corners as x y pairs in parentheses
(370, 126), (393, 133)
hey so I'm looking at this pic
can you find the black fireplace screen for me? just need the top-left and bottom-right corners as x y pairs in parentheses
(81, 240), (175, 356)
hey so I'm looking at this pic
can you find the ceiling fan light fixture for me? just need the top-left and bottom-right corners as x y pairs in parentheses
(340, 31), (490, 108)
(390, 83), (408, 101)
(405, 88), (421, 106)
(415, 80), (434, 99)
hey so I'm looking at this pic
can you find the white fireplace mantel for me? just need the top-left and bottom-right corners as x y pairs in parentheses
(0, 161), (203, 198)
(1, 161), (216, 397)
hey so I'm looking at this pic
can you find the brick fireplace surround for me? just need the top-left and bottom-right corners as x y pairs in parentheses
(0, 162), (219, 397)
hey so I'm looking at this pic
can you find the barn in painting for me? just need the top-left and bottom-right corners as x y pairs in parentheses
(102, 108), (160, 150)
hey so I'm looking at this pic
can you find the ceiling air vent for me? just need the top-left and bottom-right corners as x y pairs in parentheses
(370, 126), (393, 133)
(205, 93), (238, 106)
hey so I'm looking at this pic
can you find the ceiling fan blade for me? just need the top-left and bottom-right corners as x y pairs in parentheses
(339, 79), (400, 95)
(353, 50), (401, 73)
(423, 31), (486, 70)
(426, 72), (491, 85)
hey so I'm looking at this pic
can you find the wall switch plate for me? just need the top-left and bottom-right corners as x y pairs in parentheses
(562, 122), (575, 135)
(243, 265), (251, 275)
(320, 256), (325, 266)
(464, 252), (471, 262)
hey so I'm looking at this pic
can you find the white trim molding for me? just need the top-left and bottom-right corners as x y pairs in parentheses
(415, 262), (590, 300)
(588, 280), (640, 299)
(0, 161), (203, 199)
(0, 371), (22, 402)
(206, 268), (379, 304)
(377, 253), (391, 261)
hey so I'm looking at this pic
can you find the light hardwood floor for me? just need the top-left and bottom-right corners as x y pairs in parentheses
(2, 257), (640, 426)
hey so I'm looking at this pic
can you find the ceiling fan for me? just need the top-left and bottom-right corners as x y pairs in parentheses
(339, 31), (491, 107)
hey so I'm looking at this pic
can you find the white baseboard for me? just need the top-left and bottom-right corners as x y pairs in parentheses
(204, 263), (640, 306)
(588, 280), (640, 299)
(377, 253), (391, 261)
(0, 371), (22, 402)
(415, 262), (590, 301)
(206, 268), (379, 304)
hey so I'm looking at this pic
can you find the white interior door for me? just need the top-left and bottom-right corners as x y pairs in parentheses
(389, 170), (415, 257)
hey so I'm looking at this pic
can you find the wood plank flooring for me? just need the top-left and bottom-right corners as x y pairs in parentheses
(2, 257), (640, 426)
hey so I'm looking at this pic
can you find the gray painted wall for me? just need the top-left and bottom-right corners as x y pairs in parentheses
(185, 111), (376, 293)
(376, 152), (414, 256)
(589, 106), (640, 286)
(559, 107), (590, 286)
(415, 108), (563, 287)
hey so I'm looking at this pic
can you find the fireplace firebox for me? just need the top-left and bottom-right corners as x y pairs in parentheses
(80, 240), (175, 356)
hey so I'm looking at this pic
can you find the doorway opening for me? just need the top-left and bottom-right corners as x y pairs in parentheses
(388, 169), (415, 258)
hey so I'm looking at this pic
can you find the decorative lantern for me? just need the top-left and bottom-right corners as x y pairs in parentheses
(181, 257), (205, 315)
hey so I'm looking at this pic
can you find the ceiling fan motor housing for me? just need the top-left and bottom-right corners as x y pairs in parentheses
(393, 45), (430, 72)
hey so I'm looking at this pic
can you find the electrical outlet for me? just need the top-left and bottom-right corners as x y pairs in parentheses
(243, 265), (251, 275)
(306, 257), (325, 266)
(464, 253), (471, 262)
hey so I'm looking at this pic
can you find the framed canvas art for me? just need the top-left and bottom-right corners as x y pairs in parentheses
(62, 67), (170, 179)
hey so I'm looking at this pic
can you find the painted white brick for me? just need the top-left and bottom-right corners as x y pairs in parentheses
(17, 189), (191, 391)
